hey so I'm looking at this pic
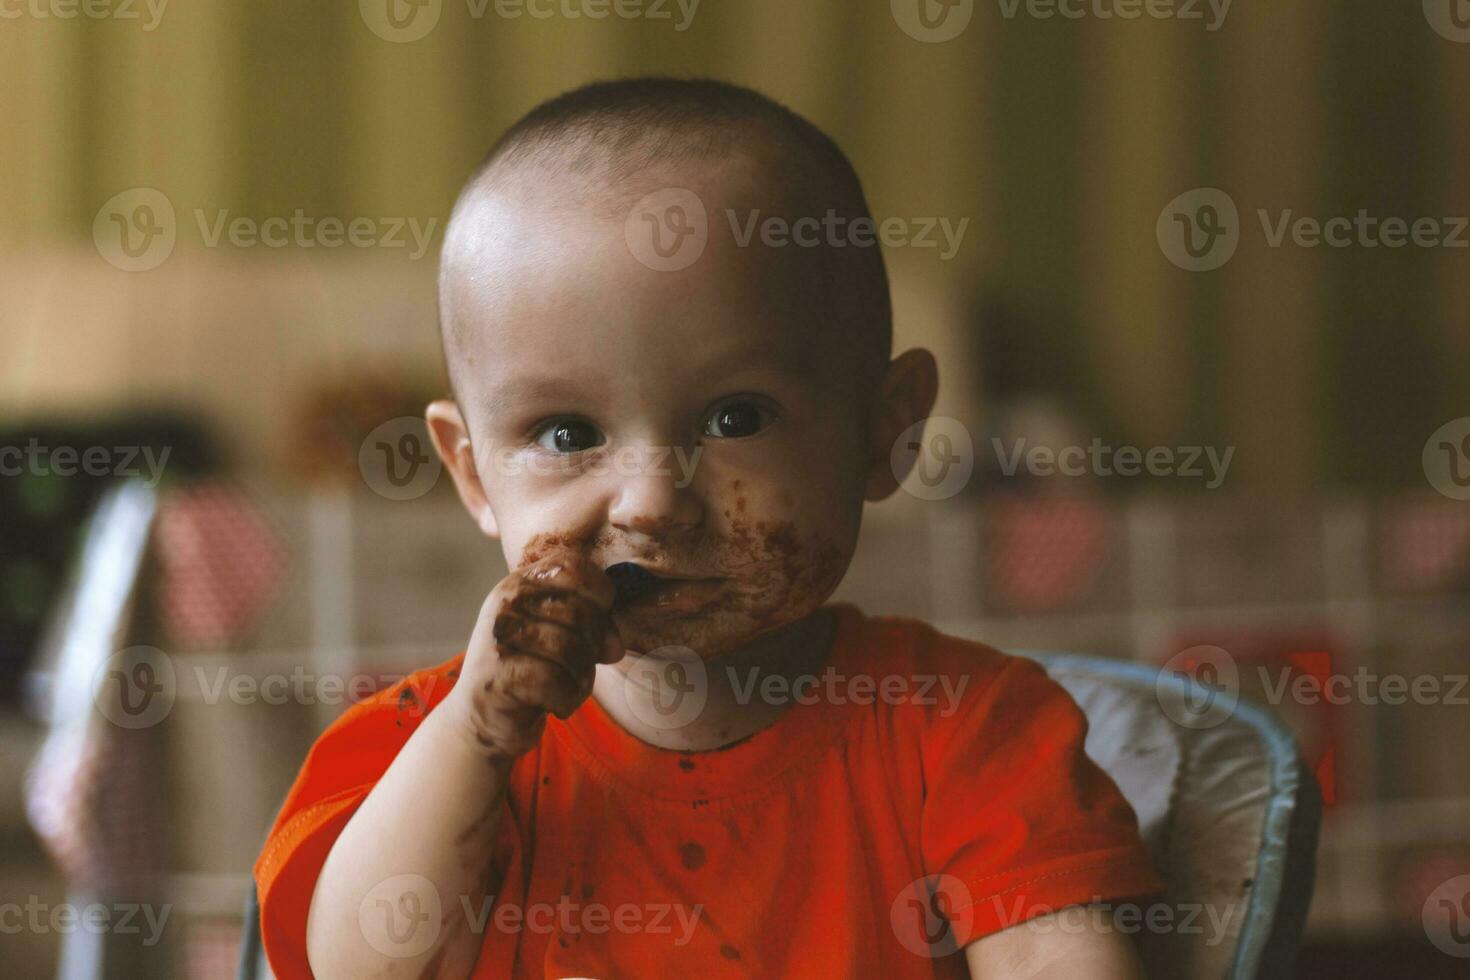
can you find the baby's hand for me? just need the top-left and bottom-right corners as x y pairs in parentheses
(446, 553), (624, 761)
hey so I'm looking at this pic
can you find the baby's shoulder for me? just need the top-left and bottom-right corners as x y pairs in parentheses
(847, 609), (1033, 693)
(833, 608), (1072, 739)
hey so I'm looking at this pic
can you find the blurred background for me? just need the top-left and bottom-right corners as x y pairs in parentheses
(2, 1), (1468, 977)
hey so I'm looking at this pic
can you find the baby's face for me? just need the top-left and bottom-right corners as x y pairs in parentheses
(435, 163), (886, 658)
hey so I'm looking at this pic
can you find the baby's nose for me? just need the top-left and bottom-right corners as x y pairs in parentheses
(606, 449), (702, 536)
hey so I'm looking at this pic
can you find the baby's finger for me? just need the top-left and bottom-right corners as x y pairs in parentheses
(493, 653), (587, 720)
(598, 626), (626, 665)
(493, 612), (599, 675)
(507, 590), (609, 652)
(518, 553), (616, 611)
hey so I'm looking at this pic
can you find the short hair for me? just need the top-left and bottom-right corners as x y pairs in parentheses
(438, 77), (892, 395)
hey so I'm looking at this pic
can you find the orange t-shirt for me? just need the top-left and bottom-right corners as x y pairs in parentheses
(255, 604), (1161, 978)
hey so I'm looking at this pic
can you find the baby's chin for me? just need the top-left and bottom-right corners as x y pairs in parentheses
(613, 602), (819, 660)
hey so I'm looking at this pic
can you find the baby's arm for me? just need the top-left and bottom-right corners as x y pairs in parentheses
(304, 555), (621, 979)
(964, 906), (1145, 978)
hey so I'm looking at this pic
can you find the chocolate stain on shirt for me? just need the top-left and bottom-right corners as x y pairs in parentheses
(679, 841), (706, 870)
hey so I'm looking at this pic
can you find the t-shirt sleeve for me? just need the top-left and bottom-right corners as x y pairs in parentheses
(252, 658), (463, 980)
(919, 649), (1163, 946)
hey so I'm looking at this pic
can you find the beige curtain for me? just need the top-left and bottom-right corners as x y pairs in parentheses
(1, 1), (1461, 487)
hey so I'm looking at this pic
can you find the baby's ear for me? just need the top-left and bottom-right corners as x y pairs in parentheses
(425, 400), (499, 538)
(864, 348), (940, 501)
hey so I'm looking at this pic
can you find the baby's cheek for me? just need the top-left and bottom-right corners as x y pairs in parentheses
(722, 516), (850, 617)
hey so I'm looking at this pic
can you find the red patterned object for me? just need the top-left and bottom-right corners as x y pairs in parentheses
(154, 484), (288, 651)
(1382, 498), (1470, 592)
(1402, 851), (1470, 926)
(986, 495), (1113, 612)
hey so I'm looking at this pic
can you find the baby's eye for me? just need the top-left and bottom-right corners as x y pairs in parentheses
(703, 399), (774, 439)
(535, 418), (604, 453)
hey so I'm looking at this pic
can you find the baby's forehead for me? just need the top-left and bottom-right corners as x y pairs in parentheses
(440, 134), (890, 397)
(447, 186), (827, 354)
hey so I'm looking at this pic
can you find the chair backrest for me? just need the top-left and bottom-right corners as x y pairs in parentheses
(1028, 653), (1320, 980)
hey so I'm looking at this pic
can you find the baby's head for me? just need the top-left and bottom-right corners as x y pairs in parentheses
(428, 78), (937, 658)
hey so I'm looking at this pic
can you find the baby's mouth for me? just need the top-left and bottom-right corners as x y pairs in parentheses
(606, 562), (726, 615)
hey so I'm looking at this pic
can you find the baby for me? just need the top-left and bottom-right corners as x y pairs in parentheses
(256, 77), (1160, 979)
